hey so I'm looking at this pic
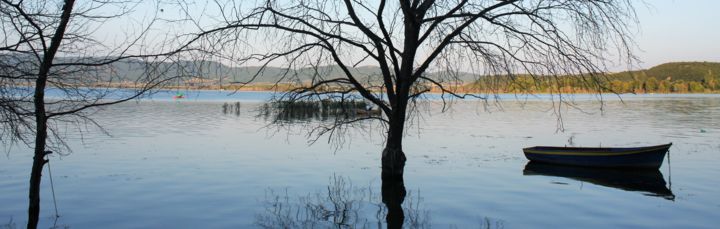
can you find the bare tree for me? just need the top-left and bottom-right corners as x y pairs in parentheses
(0, 1), (193, 228)
(186, 0), (637, 175)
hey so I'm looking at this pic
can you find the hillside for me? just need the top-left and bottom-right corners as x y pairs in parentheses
(602, 62), (720, 93)
(83, 58), (481, 85)
(611, 62), (720, 82)
(102, 59), (387, 84)
(4, 53), (718, 93)
(128, 60), (719, 90)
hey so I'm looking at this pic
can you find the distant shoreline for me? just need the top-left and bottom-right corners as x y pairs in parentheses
(154, 85), (720, 95)
(9, 83), (720, 95)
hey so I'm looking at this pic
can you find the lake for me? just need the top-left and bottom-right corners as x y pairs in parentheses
(1, 91), (719, 228)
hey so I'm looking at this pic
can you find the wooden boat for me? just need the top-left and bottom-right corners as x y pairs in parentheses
(522, 143), (671, 169)
(523, 161), (674, 200)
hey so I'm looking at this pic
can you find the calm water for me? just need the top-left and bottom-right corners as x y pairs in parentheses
(1, 92), (719, 228)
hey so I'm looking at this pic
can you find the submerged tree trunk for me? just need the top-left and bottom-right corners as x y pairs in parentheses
(381, 12), (418, 176)
(382, 98), (408, 176)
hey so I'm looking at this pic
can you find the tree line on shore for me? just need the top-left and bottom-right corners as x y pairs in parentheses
(160, 62), (720, 94)
(463, 62), (720, 94)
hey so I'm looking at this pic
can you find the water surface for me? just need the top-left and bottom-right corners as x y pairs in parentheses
(1, 92), (719, 228)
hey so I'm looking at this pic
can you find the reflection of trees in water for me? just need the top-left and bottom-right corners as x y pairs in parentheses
(1, 217), (68, 229)
(222, 102), (241, 116)
(255, 175), (428, 229)
(258, 99), (379, 123)
(648, 99), (720, 114)
(447, 218), (504, 229)
(1, 218), (15, 229)
(256, 175), (504, 229)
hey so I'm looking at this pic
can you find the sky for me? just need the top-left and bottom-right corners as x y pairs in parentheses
(93, 0), (720, 72)
(633, 0), (720, 69)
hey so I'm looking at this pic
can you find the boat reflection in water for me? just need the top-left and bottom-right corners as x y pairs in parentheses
(523, 161), (675, 201)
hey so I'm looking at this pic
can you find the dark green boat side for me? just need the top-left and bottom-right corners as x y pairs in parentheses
(523, 143), (672, 169)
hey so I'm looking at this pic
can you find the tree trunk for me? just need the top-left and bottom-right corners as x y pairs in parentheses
(28, 45), (50, 229)
(28, 53), (49, 229)
(27, 149), (49, 229)
(28, 54), (49, 229)
(381, 106), (407, 228)
(381, 8), (418, 177)
(382, 98), (408, 176)
(27, 1), (76, 228)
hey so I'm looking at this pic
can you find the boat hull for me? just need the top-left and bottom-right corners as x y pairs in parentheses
(523, 143), (671, 169)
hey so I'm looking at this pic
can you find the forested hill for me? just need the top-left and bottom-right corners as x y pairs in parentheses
(131, 60), (717, 93)
(5, 54), (718, 92)
(464, 62), (720, 94)
(604, 62), (720, 93)
(612, 62), (720, 82)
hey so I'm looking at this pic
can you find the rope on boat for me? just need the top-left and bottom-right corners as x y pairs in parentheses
(667, 148), (672, 191)
(46, 153), (60, 218)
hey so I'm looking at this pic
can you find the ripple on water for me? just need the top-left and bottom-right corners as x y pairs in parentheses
(2, 95), (720, 228)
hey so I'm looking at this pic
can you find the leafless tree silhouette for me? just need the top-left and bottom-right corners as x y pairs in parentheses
(0, 1), (196, 228)
(182, 0), (638, 176)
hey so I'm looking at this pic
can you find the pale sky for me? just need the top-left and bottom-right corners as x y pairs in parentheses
(633, 0), (720, 68)
(95, 0), (720, 71)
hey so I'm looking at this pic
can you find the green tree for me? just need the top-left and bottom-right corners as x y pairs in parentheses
(610, 80), (625, 93)
(672, 80), (688, 93)
(689, 81), (705, 92)
(630, 72), (644, 93)
(704, 70), (718, 90)
(645, 77), (658, 92)
(658, 80), (672, 93)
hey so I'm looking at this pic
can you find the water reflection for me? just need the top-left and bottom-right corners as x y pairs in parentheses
(255, 175), (429, 229)
(256, 175), (506, 228)
(258, 100), (380, 123)
(2, 217), (15, 229)
(222, 102), (241, 116)
(523, 162), (675, 200)
(381, 172), (407, 229)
